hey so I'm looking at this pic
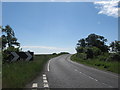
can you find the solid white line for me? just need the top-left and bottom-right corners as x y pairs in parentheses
(32, 83), (38, 88)
(47, 60), (51, 72)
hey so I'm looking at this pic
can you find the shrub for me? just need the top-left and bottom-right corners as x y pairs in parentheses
(76, 53), (87, 60)
(107, 53), (120, 61)
(76, 47), (84, 53)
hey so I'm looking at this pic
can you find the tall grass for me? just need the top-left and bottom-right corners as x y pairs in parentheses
(2, 54), (57, 88)
(71, 54), (120, 74)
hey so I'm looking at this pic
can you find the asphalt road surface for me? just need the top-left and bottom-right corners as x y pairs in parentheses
(26, 54), (119, 89)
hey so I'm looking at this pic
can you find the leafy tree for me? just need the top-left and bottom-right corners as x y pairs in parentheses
(2, 25), (20, 50)
(76, 33), (109, 53)
(76, 47), (84, 53)
(77, 38), (86, 47)
(110, 41), (120, 52)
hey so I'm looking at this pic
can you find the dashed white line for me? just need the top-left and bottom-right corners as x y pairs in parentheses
(32, 83), (38, 88)
(44, 83), (49, 88)
(88, 76), (94, 80)
(42, 74), (49, 88)
(43, 79), (48, 83)
(74, 69), (114, 88)
(43, 74), (46, 77)
(43, 76), (47, 80)
(47, 60), (51, 72)
(94, 79), (98, 81)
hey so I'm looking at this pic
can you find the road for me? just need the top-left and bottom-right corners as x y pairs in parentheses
(26, 54), (119, 89)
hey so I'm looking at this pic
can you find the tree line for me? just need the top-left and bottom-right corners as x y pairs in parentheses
(0, 25), (21, 62)
(76, 33), (120, 61)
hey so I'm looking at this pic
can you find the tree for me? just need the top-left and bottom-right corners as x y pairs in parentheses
(2, 25), (20, 50)
(85, 34), (108, 52)
(77, 38), (86, 47)
(110, 41), (120, 53)
(76, 33), (109, 53)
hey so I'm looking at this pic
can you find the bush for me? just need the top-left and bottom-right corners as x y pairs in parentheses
(76, 53), (87, 60)
(107, 53), (120, 61)
(52, 53), (57, 55)
(76, 47), (84, 53)
(91, 47), (101, 56)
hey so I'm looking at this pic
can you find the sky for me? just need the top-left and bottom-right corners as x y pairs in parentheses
(2, 1), (119, 54)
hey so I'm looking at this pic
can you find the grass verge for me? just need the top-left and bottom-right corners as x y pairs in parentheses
(71, 54), (120, 74)
(2, 54), (58, 88)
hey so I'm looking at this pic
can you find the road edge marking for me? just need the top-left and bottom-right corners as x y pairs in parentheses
(47, 60), (51, 72)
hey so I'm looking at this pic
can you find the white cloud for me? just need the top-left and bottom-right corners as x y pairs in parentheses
(94, 1), (119, 18)
(22, 45), (65, 50)
(21, 45), (76, 54)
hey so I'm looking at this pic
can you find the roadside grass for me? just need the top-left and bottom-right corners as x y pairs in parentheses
(2, 54), (58, 88)
(71, 54), (120, 74)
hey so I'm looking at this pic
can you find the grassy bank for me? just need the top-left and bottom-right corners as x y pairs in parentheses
(71, 54), (120, 74)
(2, 54), (58, 88)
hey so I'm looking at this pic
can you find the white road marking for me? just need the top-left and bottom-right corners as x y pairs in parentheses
(44, 83), (49, 88)
(94, 79), (98, 81)
(88, 76), (94, 80)
(42, 74), (49, 88)
(43, 74), (46, 77)
(43, 79), (48, 83)
(32, 83), (38, 88)
(47, 60), (51, 72)
(74, 69), (114, 88)
(43, 76), (47, 80)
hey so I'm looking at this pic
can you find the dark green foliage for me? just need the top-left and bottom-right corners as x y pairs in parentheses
(73, 33), (120, 74)
(107, 53), (120, 61)
(76, 53), (87, 60)
(58, 52), (69, 55)
(76, 33), (108, 53)
(1, 25), (21, 62)
(76, 47), (84, 53)
(52, 53), (57, 55)
(71, 54), (120, 74)
(1, 25), (20, 49)
(86, 48), (93, 59)
(77, 38), (86, 47)
(109, 41), (120, 53)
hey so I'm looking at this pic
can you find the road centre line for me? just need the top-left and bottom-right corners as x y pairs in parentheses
(74, 69), (113, 88)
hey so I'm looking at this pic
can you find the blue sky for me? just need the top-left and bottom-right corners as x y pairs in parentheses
(2, 2), (118, 54)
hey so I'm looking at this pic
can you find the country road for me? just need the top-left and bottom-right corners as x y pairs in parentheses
(26, 54), (119, 89)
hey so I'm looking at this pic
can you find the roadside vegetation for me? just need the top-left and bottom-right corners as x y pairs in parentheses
(71, 34), (120, 74)
(2, 54), (59, 88)
(1, 25), (69, 88)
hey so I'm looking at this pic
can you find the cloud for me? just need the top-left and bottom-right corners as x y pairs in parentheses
(22, 45), (66, 50)
(21, 45), (76, 54)
(94, 1), (119, 18)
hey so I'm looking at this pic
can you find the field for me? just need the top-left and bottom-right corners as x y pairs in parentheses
(71, 54), (120, 74)
(2, 54), (58, 88)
